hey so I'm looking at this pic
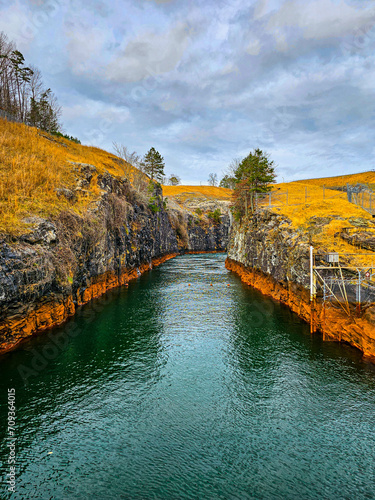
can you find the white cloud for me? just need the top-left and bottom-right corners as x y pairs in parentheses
(0, 3), (35, 49)
(220, 62), (239, 75)
(65, 21), (113, 76)
(267, 0), (375, 41)
(106, 21), (190, 83)
(1, 0), (375, 183)
(63, 99), (129, 122)
(246, 37), (261, 55)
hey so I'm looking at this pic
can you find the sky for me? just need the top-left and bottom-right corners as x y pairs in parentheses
(0, 0), (375, 184)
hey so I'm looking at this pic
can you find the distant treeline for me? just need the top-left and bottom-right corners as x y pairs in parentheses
(0, 31), (62, 135)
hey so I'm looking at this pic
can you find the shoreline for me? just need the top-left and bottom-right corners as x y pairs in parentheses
(0, 253), (178, 355)
(225, 257), (375, 362)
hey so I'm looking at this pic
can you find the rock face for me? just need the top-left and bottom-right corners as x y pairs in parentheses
(340, 229), (375, 252)
(0, 176), (230, 353)
(228, 210), (310, 286)
(227, 210), (375, 360)
(165, 192), (231, 253)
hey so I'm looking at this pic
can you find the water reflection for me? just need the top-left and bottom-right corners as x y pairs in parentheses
(0, 254), (374, 500)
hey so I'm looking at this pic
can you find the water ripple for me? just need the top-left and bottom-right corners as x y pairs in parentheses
(1, 254), (375, 499)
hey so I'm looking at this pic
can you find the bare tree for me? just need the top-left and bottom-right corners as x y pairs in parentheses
(208, 173), (218, 186)
(113, 142), (141, 169)
(28, 65), (43, 101)
(0, 31), (61, 132)
(112, 142), (148, 192)
(219, 158), (241, 189)
(228, 158), (241, 176)
(0, 32), (16, 116)
(168, 174), (181, 186)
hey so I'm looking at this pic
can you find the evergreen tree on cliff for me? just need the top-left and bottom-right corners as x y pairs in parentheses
(141, 148), (165, 182)
(232, 149), (276, 218)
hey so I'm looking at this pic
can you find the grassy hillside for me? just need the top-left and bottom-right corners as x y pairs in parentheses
(1, 117), (374, 267)
(268, 181), (374, 266)
(0, 119), (143, 234)
(298, 170), (375, 189)
(162, 185), (232, 200)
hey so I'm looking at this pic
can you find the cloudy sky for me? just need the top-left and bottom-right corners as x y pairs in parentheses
(1, 0), (375, 184)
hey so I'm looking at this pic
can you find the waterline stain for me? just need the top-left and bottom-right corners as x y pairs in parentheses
(0, 254), (374, 500)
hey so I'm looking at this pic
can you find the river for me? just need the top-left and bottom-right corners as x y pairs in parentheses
(1, 254), (375, 499)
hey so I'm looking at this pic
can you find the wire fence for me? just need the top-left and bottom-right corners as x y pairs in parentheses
(254, 185), (346, 209)
(0, 108), (22, 124)
(252, 184), (375, 217)
(348, 190), (375, 215)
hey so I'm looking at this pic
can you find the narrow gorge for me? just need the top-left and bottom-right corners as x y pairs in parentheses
(0, 164), (230, 353)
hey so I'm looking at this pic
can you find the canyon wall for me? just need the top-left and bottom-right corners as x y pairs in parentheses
(0, 169), (230, 353)
(226, 210), (375, 360)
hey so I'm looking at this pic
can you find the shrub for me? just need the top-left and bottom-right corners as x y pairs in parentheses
(52, 131), (81, 144)
(148, 196), (160, 213)
(207, 208), (221, 224)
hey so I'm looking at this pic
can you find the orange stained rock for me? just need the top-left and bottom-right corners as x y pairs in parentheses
(0, 253), (178, 355)
(225, 258), (375, 362)
(185, 250), (225, 254)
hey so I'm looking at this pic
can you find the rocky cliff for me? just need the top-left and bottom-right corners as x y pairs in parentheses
(226, 210), (375, 360)
(164, 188), (231, 253)
(0, 166), (230, 353)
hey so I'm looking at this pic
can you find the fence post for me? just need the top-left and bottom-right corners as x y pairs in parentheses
(357, 270), (361, 316)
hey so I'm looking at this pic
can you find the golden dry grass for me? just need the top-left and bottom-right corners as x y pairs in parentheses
(0, 119), (143, 234)
(1, 117), (374, 266)
(298, 171), (375, 189)
(162, 185), (232, 200)
(268, 181), (375, 265)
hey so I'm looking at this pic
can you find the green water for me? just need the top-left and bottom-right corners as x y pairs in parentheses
(1, 254), (375, 500)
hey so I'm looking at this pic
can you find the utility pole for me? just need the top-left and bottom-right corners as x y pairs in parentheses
(310, 246), (317, 333)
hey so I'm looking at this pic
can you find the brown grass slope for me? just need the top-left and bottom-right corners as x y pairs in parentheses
(0, 119), (143, 234)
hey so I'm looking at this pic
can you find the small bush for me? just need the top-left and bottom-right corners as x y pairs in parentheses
(148, 196), (160, 213)
(51, 131), (81, 144)
(207, 208), (221, 224)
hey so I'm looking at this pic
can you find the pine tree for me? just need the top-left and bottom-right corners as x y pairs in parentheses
(232, 149), (276, 217)
(141, 148), (165, 182)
